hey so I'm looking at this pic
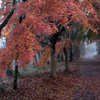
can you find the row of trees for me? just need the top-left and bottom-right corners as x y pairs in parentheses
(0, 0), (99, 90)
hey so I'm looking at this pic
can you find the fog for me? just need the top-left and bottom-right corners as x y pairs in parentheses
(85, 42), (97, 54)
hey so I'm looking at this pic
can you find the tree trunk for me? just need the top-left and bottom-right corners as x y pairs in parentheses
(73, 46), (75, 61)
(49, 25), (65, 78)
(69, 44), (73, 62)
(61, 55), (64, 61)
(57, 54), (60, 62)
(50, 43), (56, 78)
(13, 52), (19, 90)
(76, 47), (80, 60)
(63, 47), (70, 72)
(75, 47), (77, 62)
(6, 67), (13, 77)
(0, 77), (5, 92)
(75, 47), (79, 62)
(13, 64), (18, 90)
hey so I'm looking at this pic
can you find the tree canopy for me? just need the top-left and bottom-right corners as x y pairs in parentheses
(0, 0), (99, 78)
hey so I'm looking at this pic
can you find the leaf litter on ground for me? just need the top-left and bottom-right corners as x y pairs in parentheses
(0, 57), (100, 100)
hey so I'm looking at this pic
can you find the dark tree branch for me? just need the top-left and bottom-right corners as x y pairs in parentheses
(0, 0), (16, 36)
(92, 2), (100, 11)
(0, 9), (15, 36)
(0, 0), (28, 36)
(0, 10), (14, 16)
(56, 25), (65, 37)
(40, 37), (50, 43)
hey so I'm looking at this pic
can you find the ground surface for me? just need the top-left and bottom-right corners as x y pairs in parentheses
(0, 53), (100, 100)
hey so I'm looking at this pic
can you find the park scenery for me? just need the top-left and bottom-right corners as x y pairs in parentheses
(0, 0), (100, 99)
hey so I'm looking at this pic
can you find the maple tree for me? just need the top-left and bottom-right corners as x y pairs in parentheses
(0, 0), (99, 89)
(0, 0), (28, 89)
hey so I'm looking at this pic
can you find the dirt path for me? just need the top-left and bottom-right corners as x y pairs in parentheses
(0, 53), (100, 100)
(67, 53), (100, 99)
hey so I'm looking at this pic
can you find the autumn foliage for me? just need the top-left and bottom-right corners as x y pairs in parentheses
(0, 0), (99, 78)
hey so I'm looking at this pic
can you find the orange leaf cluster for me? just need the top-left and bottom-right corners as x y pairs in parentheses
(0, 0), (99, 77)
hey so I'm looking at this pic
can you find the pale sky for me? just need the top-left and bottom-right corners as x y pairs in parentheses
(0, 37), (6, 48)
(0, 0), (2, 8)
